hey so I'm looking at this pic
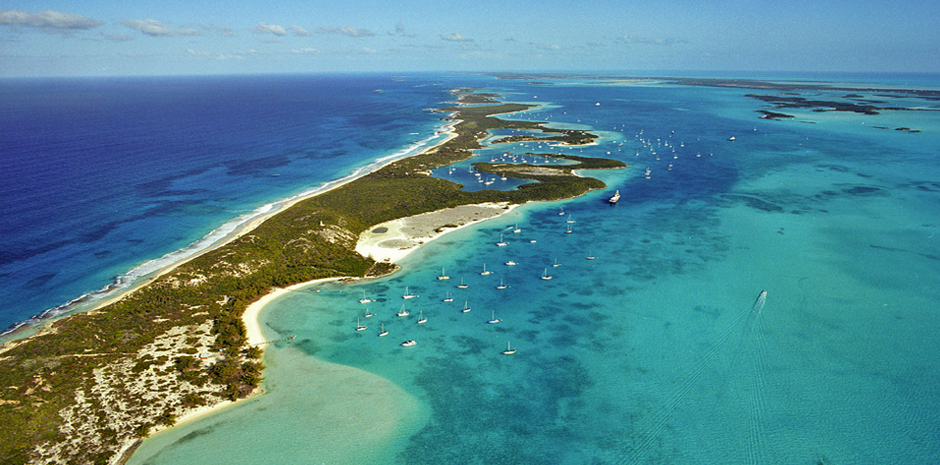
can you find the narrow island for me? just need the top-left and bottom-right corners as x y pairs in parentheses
(0, 88), (624, 464)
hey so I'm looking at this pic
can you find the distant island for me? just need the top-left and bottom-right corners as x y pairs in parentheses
(0, 88), (623, 464)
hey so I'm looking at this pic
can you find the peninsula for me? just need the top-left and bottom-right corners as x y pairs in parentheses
(0, 88), (623, 464)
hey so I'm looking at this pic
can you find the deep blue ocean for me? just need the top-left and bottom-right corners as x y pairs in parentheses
(4, 72), (940, 463)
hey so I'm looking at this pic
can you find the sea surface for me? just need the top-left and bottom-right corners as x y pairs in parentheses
(5, 72), (940, 463)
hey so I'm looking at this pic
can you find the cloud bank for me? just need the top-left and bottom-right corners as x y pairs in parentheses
(122, 19), (201, 37)
(0, 9), (102, 29)
(253, 22), (286, 36)
(319, 26), (375, 37)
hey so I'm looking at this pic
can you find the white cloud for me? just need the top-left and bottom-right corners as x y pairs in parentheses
(290, 48), (319, 54)
(440, 32), (472, 42)
(618, 35), (685, 46)
(319, 26), (375, 37)
(122, 19), (201, 37)
(0, 9), (102, 29)
(187, 48), (210, 56)
(289, 25), (311, 36)
(253, 22), (286, 36)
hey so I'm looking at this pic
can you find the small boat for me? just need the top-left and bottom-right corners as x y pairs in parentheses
(356, 317), (367, 332)
(401, 340), (417, 347)
(487, 310), (501, 324)
(462, 301), (471, 313)
(586, 250), (596, 260)
(437, 267), (450, 280)
(512, 224), (521, 234)
(529, 239), (537, 243)
(495, 233), (508, 247)
(364, 308), (375, 318)
(496, 279), (507, 290)
(552, 258), (560, 267)
(541, 268), (552, 280)
(457, 278), (469, 289)
(559, 207), (565, 216)
(417, 310), (427, 324)
(443, 291), (454, 302)
(566, 214), (575, 224)
(396, 304), (409, 317)
(378, 323), (389, 337)
(358, 291), (372, 304)
(565, 224), (573, 234)
(505, 260), (517, 266)
(480, 263), (492, 276)
(728, 136), (736, 141)
(608, 189), (621, 204)
(402, 286), (417, 299)
(502, 341), (516, 355)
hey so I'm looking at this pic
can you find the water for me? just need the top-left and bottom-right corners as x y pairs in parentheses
(11, 72), (940, 463)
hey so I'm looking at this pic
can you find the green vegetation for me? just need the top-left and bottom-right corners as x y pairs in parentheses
(0, 89), (622, 464)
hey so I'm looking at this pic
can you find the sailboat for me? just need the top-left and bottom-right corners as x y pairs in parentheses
(457, 278), (469, 289)
(496, 233), (508, 247)
(496, 279), (507, 290)
(417, 310), (427, 324)
(443, 291), (454, 302)
(363, 308), (375, 318)
(480, 263), (491, 276)
(566, 214), (575, 224)
(358, 290), (372, 304)
(552, 258), (560, 267)
(356, 317), (367, 331)
(402, 286), (417, 299)
(541, 268), (552, 280)
(487, 310), (501, 324)
(396, 304), (409, 317)
(378, 323), (389, 337)
(608, 189), (621, 204)
(461, 301), (471, 313)
(437, 267), (450, 280)
(512, 223), (521, 234)
(502, 341), (516, 355)
(586, 249), (596, 260)
(565, 224), (573, 234)
(559, 207), (565, 216)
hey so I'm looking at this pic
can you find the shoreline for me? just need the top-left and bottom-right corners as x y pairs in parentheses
(0, 123), (459, 350)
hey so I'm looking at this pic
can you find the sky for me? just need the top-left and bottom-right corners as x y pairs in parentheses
(1, 0), (938, 77)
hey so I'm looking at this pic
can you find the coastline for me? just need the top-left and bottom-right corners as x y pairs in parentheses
(0, 123), (459, 350)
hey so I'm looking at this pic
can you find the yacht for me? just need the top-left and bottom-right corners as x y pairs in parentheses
(396, 304), (410, 317)
(402, 286), (417, 299)
(487, 310), (502, 324)
(608, 189), (621, 204)
(401, 340), (417, 347)
(505, 260), (517, 266)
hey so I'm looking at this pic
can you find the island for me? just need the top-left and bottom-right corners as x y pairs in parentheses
(0, 88), (624, 464)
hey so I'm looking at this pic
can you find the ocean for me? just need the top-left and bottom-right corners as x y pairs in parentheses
(4, 72), (940, 463)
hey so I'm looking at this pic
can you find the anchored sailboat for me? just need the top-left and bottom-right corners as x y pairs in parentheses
(378, 323), (389, 337)
(502, 341), (516, 355)
(487, 310), (501, 324)
(356, 317), (367, 331)
(437, 267), (450, 280)
(417, 310), (428, 324)
(396, 304), (409, 317)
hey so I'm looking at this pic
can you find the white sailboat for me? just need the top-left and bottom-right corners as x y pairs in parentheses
(552, 258), (560, 267)
(437, 267), (450, 280)
(402, 286), (417, 299)
(566, 214), (575, 224)
(586, 249), (596, 260)
(462, 301), (471, 313)
(541, 268), (552, 280)
(417, 310), (427, 324)
(363, 308), (375, 318)
(358, 290), (372, 304)
(496, 233), (508, 247)
(356, 317), (367, 331)
(565, 224), (573, 234)
(502, 341), (516, 355)
(512, 223), (521, 234)
(457, 278), (469, 289)
(443, 291), (454, 302)
(487, 310), (501, 324)
(378, 323), (389, 337)
(396, 304), (409, 317)
(480, 263), (491, 276)
(496, 279), (507, 290)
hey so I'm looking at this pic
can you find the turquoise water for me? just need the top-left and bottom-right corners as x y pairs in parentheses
(129, 74), (940, 464)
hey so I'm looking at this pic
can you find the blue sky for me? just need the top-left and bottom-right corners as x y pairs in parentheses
(2, 0), (938, 77)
